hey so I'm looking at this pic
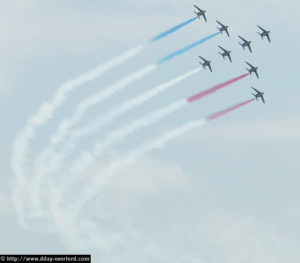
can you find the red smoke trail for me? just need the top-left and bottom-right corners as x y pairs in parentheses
(206, 98), (255, 121)
(187, 73), (249, 103)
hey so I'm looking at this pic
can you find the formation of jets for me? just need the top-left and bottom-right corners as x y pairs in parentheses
(193, 4), (270, 103)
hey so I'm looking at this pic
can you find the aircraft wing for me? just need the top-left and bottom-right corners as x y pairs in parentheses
(208, 64), (212, 72)
(216, 20), (224, 26)
(267, 34), (271, 42)
(193, 5), (201, 11)
(261, 95), (265, 104)
(218, 46), (226, 52)
(238, 35), (247, 42)
(225, 29), (230, 37)
(246, 62), (253, 68)
(251, 87), (260, 93)
(255, 70), (259, 78)
(199, 56), (207, 62)
(203, 13), (207, 22)
(248, 44), (252, 53)
(257, 25), (265, 32)
(228, 54), (232, 63)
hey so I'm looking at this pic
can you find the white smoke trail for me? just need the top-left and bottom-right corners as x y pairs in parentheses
(30, 69), (199, 212)
(29, 63), (158, 209)
(11, 45), (144, 227)
(51, 64), (158, 146)
(57, 99), (187, 212)
(42, 99), (187, 196)
(63, 68), (201, 156)
(50, 119), (207, 246)
(124, 119), (206, 160)
(92, 99), (187, 156)
(95, 119), (206, 182)
(12, 45), (144, 179)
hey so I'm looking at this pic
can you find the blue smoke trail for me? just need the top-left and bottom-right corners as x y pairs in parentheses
(150, 17), (197, 42)
(157, 32), (220, 65)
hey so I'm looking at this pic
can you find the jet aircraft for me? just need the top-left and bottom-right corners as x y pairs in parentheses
(239, 36), (252, 52)
(251, 87), (265, 103)
(216, 21), (229, 37)
(193, 5), (207, 22)
(218, 46), (232, 62)
(199, 56), (212, 72)
(246, 62), (259, 78)
(257, 25), (271, 42)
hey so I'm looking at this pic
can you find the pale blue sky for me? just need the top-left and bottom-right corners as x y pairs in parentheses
(1, 0), (300, 262)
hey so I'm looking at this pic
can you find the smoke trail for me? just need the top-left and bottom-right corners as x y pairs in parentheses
(49, 98), (257, 252)
(30, 69), (201, 212)
(32, 100), (188, 213)
(44, 98), (256, 245)
(11, 45), (144, 179)
(10, 44), (146, 228)
(48, 71), (248, 193)
(12, 16), (201, 182)
(51, 64), (158, 145)
(29, 63), (157, 211)
(29, 30), (219, 223)
(11, 18), (208, 229)
(12, 16), (199, 176)
(206, 98), (255, 121)
(92, 100), (187, 155)
(27, 31), (219, 219)
(187, 73), (249, 103)
(114, 121), (206, 166)
(68, 98), (255, 213)
(67, 119), (207, 212)
(51, 33), (219, 146)
(158, 32), (220, 64)
(38, 70), (245, 198)
(52, 100), (186, 203)
(63, 68), (201, 155)
(30, 67), (199, 209)
(151, 17), (197, 42)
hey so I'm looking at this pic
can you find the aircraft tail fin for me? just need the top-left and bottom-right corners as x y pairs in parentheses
(199, 62), (204, 69)
(252, 93), (258, 100)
